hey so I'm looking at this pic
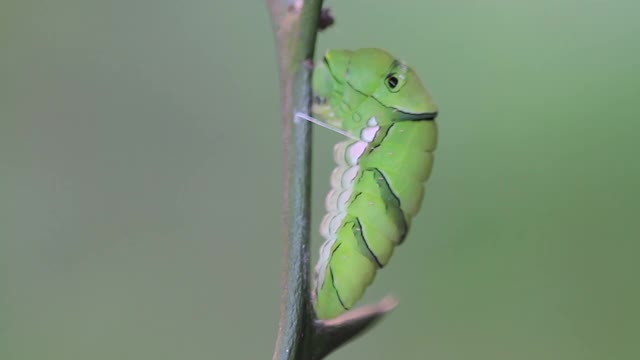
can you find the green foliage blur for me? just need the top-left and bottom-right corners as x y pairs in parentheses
(2, 0), (639, 359)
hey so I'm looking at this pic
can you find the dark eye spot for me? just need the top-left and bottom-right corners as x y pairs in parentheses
(386, 75), (399, 89)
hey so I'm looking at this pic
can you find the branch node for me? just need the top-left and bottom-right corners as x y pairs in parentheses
(318, 7), (335, 31)
(311, 296), (399, 359)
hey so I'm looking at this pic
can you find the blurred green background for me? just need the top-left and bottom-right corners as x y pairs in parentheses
(2, 0), (639, 359)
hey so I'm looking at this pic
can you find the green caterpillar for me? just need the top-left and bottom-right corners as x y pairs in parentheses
(305, 48), (439, 319)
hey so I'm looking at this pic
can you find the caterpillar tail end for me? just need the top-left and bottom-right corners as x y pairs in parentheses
(314, 264), (376, 320)
(314, 287), (349, 320)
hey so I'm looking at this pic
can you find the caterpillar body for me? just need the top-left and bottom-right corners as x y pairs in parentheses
(310, 48), (439, 319)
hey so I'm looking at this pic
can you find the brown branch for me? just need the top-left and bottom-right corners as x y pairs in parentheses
(267, 2), (397, 359)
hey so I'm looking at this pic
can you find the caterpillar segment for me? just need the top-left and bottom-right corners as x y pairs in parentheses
(311, 48), (439, 319)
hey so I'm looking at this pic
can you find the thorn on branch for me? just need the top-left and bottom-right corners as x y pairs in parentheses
(318, 7), (335, 31)
(311, 296), (399, 359)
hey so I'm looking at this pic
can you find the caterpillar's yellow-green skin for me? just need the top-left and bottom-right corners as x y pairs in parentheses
(312, 48), (439, 319)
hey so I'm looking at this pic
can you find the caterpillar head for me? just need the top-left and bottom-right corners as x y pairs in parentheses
(324, 48), (438, 121)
